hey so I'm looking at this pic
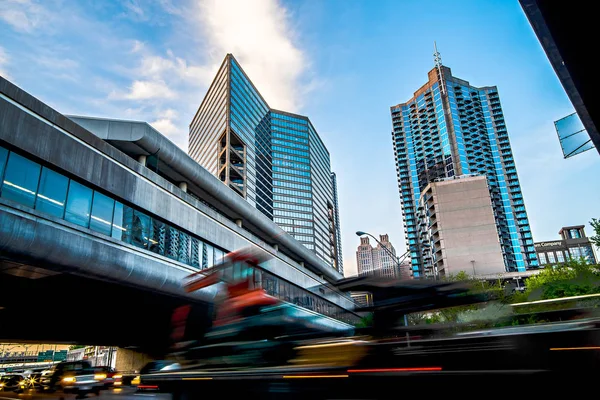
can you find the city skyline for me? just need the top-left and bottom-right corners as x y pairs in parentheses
(1, 0), (598, 278)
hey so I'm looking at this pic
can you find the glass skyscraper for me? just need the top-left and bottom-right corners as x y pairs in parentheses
(190, 54), (343, 274)
(390, 64), (538, 277)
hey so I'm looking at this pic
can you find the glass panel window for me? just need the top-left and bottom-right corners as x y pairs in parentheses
(538, 253), (546, 265)
(130, 210), (151, 249)
(148, 218), (166, 255)
(556, 251), (565, 263)
(35, 167), (68, 218)
(90, 191), (115, 236)
(0, 146), (8, 181)
(547, 252), (556, 264)
(111, 201), (128, 241)
(1, 152), (41, 207)
(64, 181), (93, 227)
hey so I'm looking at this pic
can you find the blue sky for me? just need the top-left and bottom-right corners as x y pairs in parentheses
(1, 0), (598, 277)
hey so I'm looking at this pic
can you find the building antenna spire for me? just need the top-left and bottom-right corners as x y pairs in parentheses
(433, 41), (446, 95)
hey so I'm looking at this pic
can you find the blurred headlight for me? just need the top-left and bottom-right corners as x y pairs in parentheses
(62, 377), (76, 383)
(0, 382), (5, 387)
(113, 374), (122, 379)
(94, 374), (107, 380)
(131, 376), (140, 385)
(114, 381), (122, 385)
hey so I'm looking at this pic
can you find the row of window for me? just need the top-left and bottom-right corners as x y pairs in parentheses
(273, 186), (311, 198)
(273, 152), (309, 165)
(538, 246), (596, 264)
(273, 179), (311, 192)
(273, 166), (311, 177)
(0, 145), (225, 269)
(272, 130), (309, 144)
(272, 159), (310, 171)
(0, 143), (356, 323)
(272, 144), (309, 157)
(271, 113), (308, 126)
(274, 217), (313, 227)
(273, 202), (313, 212)
(272, 139), (309, 151)
(273, 195), (312, 205)
(281, 226), (314, 235)
(273, 173), (311, 185)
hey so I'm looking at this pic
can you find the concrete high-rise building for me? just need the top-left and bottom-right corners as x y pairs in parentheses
(355, 234), (408, 279)
(390, 55), (538, 278)
(189, 54), (342, 273)
(417, 175), (506, 278)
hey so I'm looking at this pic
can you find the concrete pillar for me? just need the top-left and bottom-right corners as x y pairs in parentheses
(137, 154), (147, 166)
(235, 219), (242, 228)
(178, 181), (188, 192)
(273, 244), (279, 251)
(114, 348), (153, 373)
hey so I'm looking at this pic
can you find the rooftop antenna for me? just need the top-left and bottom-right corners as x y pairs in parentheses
(433, 41), (446, 95)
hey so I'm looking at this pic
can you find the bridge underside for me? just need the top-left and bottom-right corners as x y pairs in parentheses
(0, 264), (213, 358)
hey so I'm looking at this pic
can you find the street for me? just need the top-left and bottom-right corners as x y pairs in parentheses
(0, 388), (171, 400)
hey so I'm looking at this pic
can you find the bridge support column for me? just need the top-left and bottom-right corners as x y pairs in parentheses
(114, 348), (153, 373)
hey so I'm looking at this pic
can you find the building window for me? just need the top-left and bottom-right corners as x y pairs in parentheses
(556, 251), (565, 263)
(570, 247), (582, 259)
(569, 229), (581, 239)
(90, 191), (115, 236)
(35, 167), (69, 218)
(537, 252), (546, 264)
(64, 181), (93, 228)
(1, 151), (41, 208)
(0, 147), (9, 188)
(547, 252), (556, 264)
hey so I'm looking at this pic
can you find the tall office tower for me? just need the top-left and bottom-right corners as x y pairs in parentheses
(390, 53), (538, 278)
(189, 54), (342, 273)
(330, 172), (343, 275)
(355, 234), (406, 279)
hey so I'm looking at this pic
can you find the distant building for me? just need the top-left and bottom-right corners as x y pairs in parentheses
(417, 175), (506, 278)
(355, 234), (409, 279)
(535, 225), (598, 265)
(350, 291), (373, 308)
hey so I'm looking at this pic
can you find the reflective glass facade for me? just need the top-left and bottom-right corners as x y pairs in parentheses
(189, 54), (342, 273)
(391, 66), (537, 276)
(0, 143), (354, 322)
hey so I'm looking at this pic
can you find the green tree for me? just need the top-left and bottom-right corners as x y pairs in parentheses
(590, 218), (600, 248)
(518, 258), (600, 302)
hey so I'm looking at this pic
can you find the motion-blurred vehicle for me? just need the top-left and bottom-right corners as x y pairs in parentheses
(25, 372), (43, 390)
(0, 374), (27, 392)
(169, 247), (352, 369)
(93, 366), (118, 389)
(39, 360), (103, 396)
(135, 361), (180, 392)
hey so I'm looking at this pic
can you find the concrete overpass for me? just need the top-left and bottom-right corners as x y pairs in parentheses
(0, 76), (357, 355)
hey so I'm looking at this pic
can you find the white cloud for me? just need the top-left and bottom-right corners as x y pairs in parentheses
(151, 117), (178, 135)
(0, 0), (48, 33)
(124, 0), (145, 18)
(111, 80), (176, 100)
(0, 47), (10, 79)
(195, 0), (307, 111)
(131, 40), (145, 53)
